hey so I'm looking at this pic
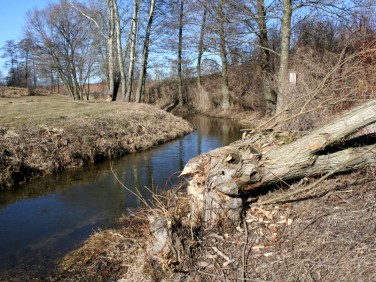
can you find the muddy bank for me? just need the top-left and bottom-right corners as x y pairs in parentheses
(0, 94), (194, 188)
(48, 167), (375, 281)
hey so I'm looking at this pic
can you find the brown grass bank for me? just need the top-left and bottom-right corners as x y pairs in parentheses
(0, 89), (194, 188)
(50, 167), (375, 281)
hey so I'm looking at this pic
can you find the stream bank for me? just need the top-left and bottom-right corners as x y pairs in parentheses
(52, 166), (376, 282)
(0, 114), (244, 280)
(0, 93), (194, 188)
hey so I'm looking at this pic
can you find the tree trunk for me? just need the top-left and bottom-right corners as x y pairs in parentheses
(125, 0), (139, 102)
(181, 100), (376, 227)
(107, 0), (116, 98)
(177, 0), (185, 106)
(256, 0), (276, 114)
(218, 0), (230, 110)
(114, 0), (126, 100)
(276, 0), (292, 114)
(197, 9), (206, 90)
(135, 0), (155, 103)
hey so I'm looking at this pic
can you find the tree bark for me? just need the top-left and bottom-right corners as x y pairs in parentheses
(197, 8), (206, 90)
(107, 0), (116, 98)
(135, 0), (155, 103)
(125, 0), (139, 102)
(178, 0), (185, 106)
(113, 0), (126, 100)
(181, 100), (376, 227)
(218, 0), (230, 110)
(256, 0), (276, 114)
(276, 0), (292, 114)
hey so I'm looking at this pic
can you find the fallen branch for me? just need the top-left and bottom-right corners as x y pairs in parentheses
(255, 144), (376, 206)
(181, 99), (376, 227)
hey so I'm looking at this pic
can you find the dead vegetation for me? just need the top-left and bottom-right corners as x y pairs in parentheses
(0, 91), (194, 188)
(53, 216), (150, 281)
(49, 166), (375, 282)
(0, 86), (51, 97)
(187, 168), (376, 282)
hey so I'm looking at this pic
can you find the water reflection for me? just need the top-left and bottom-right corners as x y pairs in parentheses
(0, 115), (243, 275)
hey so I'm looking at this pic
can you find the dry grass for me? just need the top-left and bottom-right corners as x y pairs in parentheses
(0, 88), (194, 188)
(53, 215), (150, 281)
(47, 167), (375, 282)
(275, 45), (376, 132)
(51, 184), (192, 281)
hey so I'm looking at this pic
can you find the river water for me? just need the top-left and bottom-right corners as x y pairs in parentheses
(0, 115), (243, 276)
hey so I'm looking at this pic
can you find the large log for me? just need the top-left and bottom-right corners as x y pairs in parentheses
(181, 100), (376, 227)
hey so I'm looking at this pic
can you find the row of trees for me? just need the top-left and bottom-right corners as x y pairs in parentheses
(1, 0), (375, 114)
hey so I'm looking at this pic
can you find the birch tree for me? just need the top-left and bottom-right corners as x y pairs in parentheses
(135, 0), (156, 103)
(177, 0), (185, 105)
(113, 0), (127, 100)
(125, 0), (140, 102)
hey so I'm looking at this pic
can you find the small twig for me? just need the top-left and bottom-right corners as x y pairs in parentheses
(242, 221), (249, 281)
(197, 270), (271, 281)
(211, 246), (231, 261)
(110, 162), (154, 211)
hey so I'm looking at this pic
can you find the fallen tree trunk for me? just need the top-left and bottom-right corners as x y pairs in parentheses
(181, 100), (376, 227)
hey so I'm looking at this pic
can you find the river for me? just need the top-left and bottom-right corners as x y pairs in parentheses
(0, 115), (243, 276)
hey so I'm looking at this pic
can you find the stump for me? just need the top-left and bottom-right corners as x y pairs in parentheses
(181, 100), (376, 227)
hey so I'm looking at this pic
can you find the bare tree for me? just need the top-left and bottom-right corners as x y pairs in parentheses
(1, 40), (19, 86)
(69, 0), (125, 100)
(106, 0), (116, 99)
(18, 38), (34, 89)
(255, 0), (276, 112)
(26, 0), (97, 99)
(135, 0), (156, 103)
(217, 0), (230, 110)
(196, 8), (207, 90)
(177, 0), (185, 105)
(276, 0), (292, 114)
(125, 0), (140, 102)
(113, 0), (127, 100)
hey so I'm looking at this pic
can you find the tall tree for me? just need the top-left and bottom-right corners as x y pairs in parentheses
(26, 0), (97, 99)
(113, 0), (127, 100)
(196, 8), (207, 90)
(18, 38), (35, 89)
(135, 0), (156, 103)
(1, 40), (19, 86)
(276, 0), (292, 114)
(177, 0), (185, 105)
(125, 0), (140, 102)
(255, 0), (276, 113)
(217, 0), (230, 110)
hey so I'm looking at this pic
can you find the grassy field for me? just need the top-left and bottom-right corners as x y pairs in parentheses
(0, 88), (194, 188)
(1, 90), (140, 127)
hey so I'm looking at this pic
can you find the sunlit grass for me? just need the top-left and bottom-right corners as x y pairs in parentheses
(0, 93), (152, 127)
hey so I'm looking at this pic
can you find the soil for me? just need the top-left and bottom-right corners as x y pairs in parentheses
(0, 88), (194, 188)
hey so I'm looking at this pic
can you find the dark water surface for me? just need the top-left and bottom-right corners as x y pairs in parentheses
(0, 115), (243, 275)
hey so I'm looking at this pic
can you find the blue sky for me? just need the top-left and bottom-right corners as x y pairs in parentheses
(0, 0), (56, 72)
